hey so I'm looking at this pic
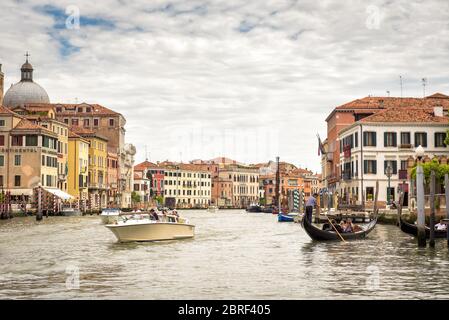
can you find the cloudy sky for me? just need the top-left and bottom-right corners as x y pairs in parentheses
(1, 0), (449, 172)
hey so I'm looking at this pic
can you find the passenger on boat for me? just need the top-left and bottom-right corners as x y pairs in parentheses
(149, 209), (159, 221)
(322, 222), (332, 231)
(435, 220), (447, 231)
(341, 219), (354, 233)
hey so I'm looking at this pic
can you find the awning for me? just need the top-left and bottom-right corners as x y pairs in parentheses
(7, 188), (34, 196)
(43, 188), (74, 200)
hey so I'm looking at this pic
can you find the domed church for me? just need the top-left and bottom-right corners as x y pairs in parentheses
(3, 53), (50, 108)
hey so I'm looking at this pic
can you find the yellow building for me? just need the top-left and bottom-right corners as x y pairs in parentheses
(72, 127), (108, 210)
(67, 130), (89, 207)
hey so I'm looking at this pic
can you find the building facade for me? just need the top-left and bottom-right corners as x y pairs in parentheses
(67, 130), (89, 206)
(162, 163), (212, 208)
(0, 106), (58, 199)
(338, 107), (449, 207)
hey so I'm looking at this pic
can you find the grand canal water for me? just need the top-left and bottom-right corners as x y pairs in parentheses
(1, 210), (449, 299)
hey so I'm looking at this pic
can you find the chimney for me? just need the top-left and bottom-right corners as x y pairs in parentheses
(0, 64), (4, 106)
(434, 106), (443, 117)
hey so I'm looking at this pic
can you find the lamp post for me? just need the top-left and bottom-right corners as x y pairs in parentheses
(386, 164), (393, 206)
(415, 145), (426, 247)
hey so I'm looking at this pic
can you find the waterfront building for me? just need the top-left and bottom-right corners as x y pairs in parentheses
(0, 106), (58, 199)
(67, 130), (89, 205)
(217, 163), (259, 208)
(338, 106), (449, 207)
(134, 160), (165, 201)
(11, 104), (69, 192)
(72, 127), (108, 210)
(323, 93), (449, 199)
(133, 162), (152, 207)
(162, 163), (212, 208)
(107, 152), (119, 205)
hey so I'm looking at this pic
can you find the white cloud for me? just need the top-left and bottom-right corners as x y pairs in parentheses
(1, 0), (449, 172)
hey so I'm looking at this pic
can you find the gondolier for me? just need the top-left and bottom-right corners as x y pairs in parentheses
(305, 193), (318, 222)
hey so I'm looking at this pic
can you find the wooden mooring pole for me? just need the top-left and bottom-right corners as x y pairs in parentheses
(445, 174), (449, 247)
(416, 165), (426, 247)
(429, 170), (436, 248)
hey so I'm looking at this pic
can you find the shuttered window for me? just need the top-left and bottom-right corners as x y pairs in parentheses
(364, 160), (377, 174)
(384, 132), (397, 147)
(415, 132), (427, 147)
(363, 132), (377, 147)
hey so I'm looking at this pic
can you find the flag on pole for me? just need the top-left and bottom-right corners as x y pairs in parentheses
(317, 134), (325, 156)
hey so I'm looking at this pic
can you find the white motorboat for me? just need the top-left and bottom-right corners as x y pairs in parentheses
(100, 208), (123, 224)
(105, 214), (195, 242)
(207, 206), (218, 213)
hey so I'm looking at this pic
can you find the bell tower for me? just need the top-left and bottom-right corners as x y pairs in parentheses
(0, 63), (4, 106)
(21, 52), (33, 82)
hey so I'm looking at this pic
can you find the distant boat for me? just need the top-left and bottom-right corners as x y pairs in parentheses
(278, 213), (295, 222)
(207, 206), (218, 213)
(246, 204), (262, 213)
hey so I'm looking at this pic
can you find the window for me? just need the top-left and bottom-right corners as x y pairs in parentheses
(401, 160), (408, 171)
(14, 175), (21, 187)
(354, 132), (358, 148)
(93, 119), (99, 127)
(384, 132), (397, 147)
(11, 135), (23, 146)
(0, 119), (5, 127)
(25, 135), (38, 146)
(435, 132), (447, 147)
(42, 155), (45, 166)
(366, 187), (374, 201)
(72, 118), (79, 126)
(64, 118), (69, 124)
(387, 187), (395, 202)
(384, 160), (397, 175)
(14, 155), (21, 166)
(0, 135), (4, 146)
(0, 155), (4, 166)
(0, 175), (3, 186)
(83, 119), (90, 127)
(415, 132), (427, 147)
(401, 132), (411, 146)
(109, 118), (114, 127)
(77, 107), (83, 113)
(86, 107), (91, 113)
(56, 107), (62, 113)
(364, 160), (377, 174)
(363, 132), (377, 147)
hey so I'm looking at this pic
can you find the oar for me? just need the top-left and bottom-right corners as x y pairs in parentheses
(327, 215), (346, 243)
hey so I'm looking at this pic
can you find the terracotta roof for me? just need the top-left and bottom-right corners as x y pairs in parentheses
(12, 119), (56, 135)
(71, 126), (109, 141)
(327, 94), (449, 121)
(0, 105), (19, 116)
(68, 130), (81, 139)
(134, 160), (158, 170)
(16, 104), (55, 112)
(360, 108), (448, 123)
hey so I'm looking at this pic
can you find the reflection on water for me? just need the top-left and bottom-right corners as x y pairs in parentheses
(1, 210), (449, 299)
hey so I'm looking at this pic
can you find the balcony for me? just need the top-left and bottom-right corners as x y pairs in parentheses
(399, 144), (412, 149)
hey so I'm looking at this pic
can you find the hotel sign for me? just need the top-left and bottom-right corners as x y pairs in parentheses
(0, 147), (38, 153)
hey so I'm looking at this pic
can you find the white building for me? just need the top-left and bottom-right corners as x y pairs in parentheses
(162, 163), (212, 208)
(338, 107), (449, 206)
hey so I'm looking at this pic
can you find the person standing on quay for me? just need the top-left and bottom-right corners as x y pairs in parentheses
(305, 193), (318, 222)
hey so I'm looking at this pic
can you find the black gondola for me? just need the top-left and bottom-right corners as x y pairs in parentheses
(301, 214), (378, 241)
(399, 216), (447, 239)
(246, 205), (262, 213)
